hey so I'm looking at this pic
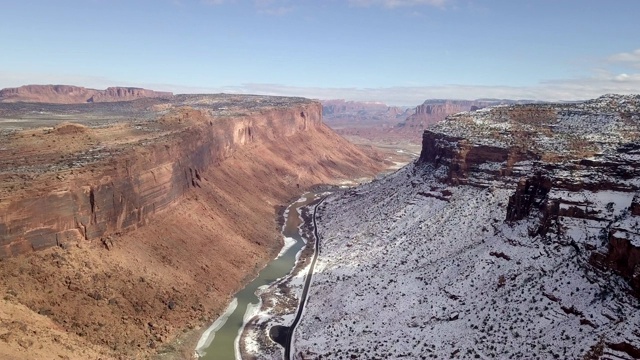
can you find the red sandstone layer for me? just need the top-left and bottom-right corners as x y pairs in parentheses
(0, 96), (385, 359)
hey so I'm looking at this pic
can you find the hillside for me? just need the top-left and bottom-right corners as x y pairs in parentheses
(292, 94), (640, 359)
(0, 94), (385, 359)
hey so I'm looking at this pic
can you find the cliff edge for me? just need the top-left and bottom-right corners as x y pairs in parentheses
(291, 94), (640, 360)
(0, 94), (385, 359)
(418, 94), (640, 296)
(0, 84), (173, 103)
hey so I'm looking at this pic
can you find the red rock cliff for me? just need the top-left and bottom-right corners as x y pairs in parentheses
(0, 84), (173, 103)
(417, 94), (640, 296)
(0, 100), (321, 258)
(0, 93), (385, 358)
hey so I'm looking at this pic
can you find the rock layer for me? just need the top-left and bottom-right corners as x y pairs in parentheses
(418, 94), (640, 296)
(291, 94), (640, 360)
(0, 94), (384, 358)
(0, 84), (173, 103)
(393, 99), (541, 142)
(0, 99), (321, 258)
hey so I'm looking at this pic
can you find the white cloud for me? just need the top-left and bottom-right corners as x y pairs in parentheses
(225, 72), (640, 105)
(607, 49), (640, 69)
(349, 0), (448, 8)
(202, 0), (232, 4)
(608, 49), (640, 63)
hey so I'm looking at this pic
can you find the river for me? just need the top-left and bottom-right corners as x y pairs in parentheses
(195, 192), (320, 359)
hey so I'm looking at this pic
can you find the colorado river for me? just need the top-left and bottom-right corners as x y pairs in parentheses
(195, 192), (320, 359)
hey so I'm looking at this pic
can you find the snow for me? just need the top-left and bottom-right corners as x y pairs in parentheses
(434, 94), (640, 158)
(195, 298), (238, 357)
(236, 193), (319, 360)
(234, 300), (261, 360)
(291, 162), (640, 359)
(275, 236), (297, 260)
(234, 94), (640, 359)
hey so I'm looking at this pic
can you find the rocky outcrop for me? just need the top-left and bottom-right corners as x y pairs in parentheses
(322, 99), (409, 122)
(631, 194), (640, 216)
(505, 175), (552, 222)
(0, 97), (322, 258)
(418, 94), (640, 296)
(418, 131), (537, 184)
(600, 229), (640, 297)
(588, 195), (640, 297)
(321, 99), (412, 142)
(394, 99), (541, 142)
(0, 84), (173, 103)
(404, 100), (484, 129)
(86, 87), (172, 103)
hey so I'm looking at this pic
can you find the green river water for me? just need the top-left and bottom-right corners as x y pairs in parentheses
(195, 192), (318, 359)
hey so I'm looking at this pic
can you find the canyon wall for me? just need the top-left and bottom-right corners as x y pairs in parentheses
(417, 95), (640, 296)
(391, 99), (540, 142)
(0, 84), (173, 103)
(400, 100), (496, 130)
(0, 95), (384, 359)
(322, 99), (409, 125)
(0, 103), (321, 258)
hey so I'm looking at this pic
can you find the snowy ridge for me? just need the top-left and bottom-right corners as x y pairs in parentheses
(433, 94), (640, 158)
(292, 95), (640, 359)
(293, 164), (640, 359)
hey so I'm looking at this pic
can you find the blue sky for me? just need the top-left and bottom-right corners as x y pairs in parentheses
(1, 0), (639, 105)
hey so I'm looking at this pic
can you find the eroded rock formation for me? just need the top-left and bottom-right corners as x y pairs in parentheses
(0, 84), (173, 103)
(0, 101), (321, 258)
(290, 94), (640, 360)
(418, 94), (640, 296)
(392, 98), (541, 142)
(0, 94), (384, 359)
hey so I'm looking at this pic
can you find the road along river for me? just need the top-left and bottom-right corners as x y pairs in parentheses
(271, 195), (325, 359)
(195, 192), (322, 359)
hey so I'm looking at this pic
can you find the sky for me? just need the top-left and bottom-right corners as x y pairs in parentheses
(1, 0), (639, 105)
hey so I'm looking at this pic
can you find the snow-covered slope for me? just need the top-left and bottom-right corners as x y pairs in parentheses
(292, 94), (640, 359)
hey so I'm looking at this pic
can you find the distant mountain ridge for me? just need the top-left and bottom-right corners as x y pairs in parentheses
(321, 99), (411, 127)
(322, 98), (544, 144)
(399, 98), (543, 130)
(0, 84), (173, 104)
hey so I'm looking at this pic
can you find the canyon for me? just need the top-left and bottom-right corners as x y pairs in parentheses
(0, 89), (385, 359)
(322, 98), (538, 146)
(289, 94), (640, 359)
(4, 86), (639, 359)
(321, 99), (410, 131)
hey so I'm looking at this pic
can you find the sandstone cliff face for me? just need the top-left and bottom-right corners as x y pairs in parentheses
(418, 131), (538, 184)
(321, 99), (411, 142)
(418, 94), (640, 295)
(322, 99), (409, 124)
(0, 94), (384, 358)
(0, 98), (320, 258)
(0, 84), (173, 103)
(398, 100), (481, 140)
(393, 99), (540, 142)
